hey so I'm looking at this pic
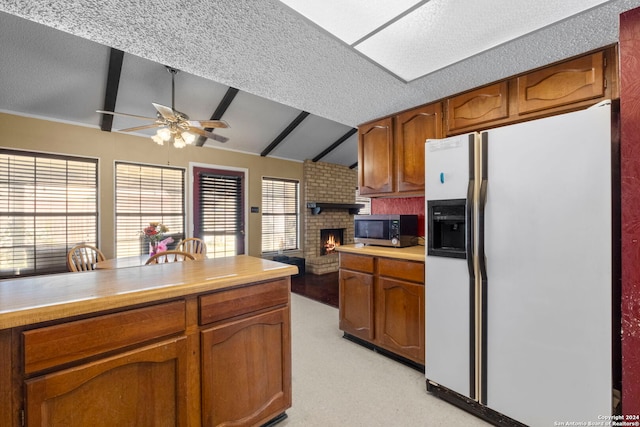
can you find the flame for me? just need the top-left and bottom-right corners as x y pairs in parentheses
(323, 233), (340, 254)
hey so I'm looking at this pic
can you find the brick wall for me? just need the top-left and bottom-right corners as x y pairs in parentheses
(303, 160), (358, 274)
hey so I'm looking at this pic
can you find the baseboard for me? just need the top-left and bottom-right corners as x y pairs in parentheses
(260, 412), (288, 426)
(342, 332), (425, 373)
(426, 381), (526, 427)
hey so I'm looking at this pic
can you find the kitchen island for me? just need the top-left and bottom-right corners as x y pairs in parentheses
(0, 255), (297, 427)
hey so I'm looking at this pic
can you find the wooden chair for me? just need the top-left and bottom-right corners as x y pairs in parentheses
(67, 244), (106, 272)
(145, 250), (196, 265)
(178, 237), (207, 255)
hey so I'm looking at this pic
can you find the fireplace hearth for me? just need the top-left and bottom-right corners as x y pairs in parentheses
(303, 160), (358, 275)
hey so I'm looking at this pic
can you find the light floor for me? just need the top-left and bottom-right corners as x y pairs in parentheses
(279, 293), (490, 426)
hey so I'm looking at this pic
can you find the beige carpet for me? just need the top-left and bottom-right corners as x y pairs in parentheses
(280, 293), (490, 426)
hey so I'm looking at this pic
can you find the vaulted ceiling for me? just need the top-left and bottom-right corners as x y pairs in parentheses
(1, 0), (640, 167)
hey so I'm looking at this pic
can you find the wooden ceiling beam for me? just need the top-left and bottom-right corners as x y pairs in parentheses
(261, 111), (310, 157)
(99, 48), (124, 132)
(195, 87), (239, 147)
(312, 128), (357, 162)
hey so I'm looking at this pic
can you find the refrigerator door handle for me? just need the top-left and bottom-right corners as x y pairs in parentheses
(478, 132), (489, 405)
(466, 134), (477, 399)
(466, 135), (475, 277)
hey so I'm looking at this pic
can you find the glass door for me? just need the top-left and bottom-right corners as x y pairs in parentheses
(193, 167), (245, 257)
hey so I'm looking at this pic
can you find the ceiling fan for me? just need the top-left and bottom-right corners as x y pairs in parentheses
(97, 66), (229, 148)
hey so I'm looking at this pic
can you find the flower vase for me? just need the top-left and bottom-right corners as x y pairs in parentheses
(149, 242), (159, 256)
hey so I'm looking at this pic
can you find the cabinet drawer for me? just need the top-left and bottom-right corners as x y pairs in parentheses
(199, 279), (289, 325)
(23, 300), (186, 374)
(378, 258), (424, 283)
(339, 253), (374, 273)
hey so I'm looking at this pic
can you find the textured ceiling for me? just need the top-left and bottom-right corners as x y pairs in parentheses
(279, 0), (615, 81)
(1, 0), (640, 165)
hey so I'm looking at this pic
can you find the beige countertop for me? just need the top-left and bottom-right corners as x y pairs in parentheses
(336, 244), (425, 262)
(0, 255), (297, 330)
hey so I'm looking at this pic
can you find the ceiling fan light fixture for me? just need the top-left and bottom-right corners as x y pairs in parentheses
(100, 65), (229, 148)
(182, 131), (196, 145)
(173, 134), (186, 149)
(151, 134), (164, 145)
(157, 127), (172, 141)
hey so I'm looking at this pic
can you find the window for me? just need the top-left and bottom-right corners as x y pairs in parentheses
(262, 177), (299, 253)
(356, 190), (371, 215)
(115, 162), (185, 257)
(0, 149), (98, 278)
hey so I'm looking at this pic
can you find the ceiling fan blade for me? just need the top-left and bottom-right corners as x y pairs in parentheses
(186, 126), (229, 143)
(152, 103), (177, 121)
(209, 133), (230, 143)
(118, 123), (162, 133)
(96, 110), (157, 121)
(190, 120), (229, 129)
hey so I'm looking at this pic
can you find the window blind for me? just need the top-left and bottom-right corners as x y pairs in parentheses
(262, 177), (299, 252)
(0, 149), (98, 277)
(115, 162), (185, 257)
(198, 172), (242, 257)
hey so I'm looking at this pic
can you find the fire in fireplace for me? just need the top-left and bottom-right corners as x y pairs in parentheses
(320, 228), (344, 256)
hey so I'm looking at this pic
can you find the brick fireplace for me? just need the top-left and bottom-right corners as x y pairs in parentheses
(303, 160), (359, 274)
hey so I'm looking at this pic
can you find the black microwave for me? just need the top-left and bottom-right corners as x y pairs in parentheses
(354, 214), (419, 247)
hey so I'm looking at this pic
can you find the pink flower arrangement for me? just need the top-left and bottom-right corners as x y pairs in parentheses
(142, 222), (173, 255)
(154, 237), (174, 254)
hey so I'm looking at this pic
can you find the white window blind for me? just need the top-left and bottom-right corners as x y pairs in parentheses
(198, 172), (242, 257)
(262, 177), (299, 253)
(0, 149), (98, 277)
(356, 190), (371, 215)
(115, 162), (185, 257)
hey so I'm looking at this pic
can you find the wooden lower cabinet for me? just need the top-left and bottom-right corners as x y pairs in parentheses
(339, 252), (425, 366)
(25, 337), (188, 426)
(12, 278), (291, 427)
(376, 278), (425, 365)
(201, 307), (291, 427)
(339, 269), (374, 341)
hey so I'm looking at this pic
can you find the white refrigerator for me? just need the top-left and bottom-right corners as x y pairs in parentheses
(425, 102), (613, 426)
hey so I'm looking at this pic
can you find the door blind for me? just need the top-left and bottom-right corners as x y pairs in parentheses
(198, 172), (242, 257)
(0, 149), (98, 277)
(115, 162), (185, 257)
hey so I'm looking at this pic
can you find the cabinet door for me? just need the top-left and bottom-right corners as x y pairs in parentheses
(358, 117), (393, 195)
(339, 268), (374, 340)
(446, 81), (509, 134)
(201, 307), (291, 427)
(376, 278), (425, 364)
(25, 337), (188, 427)
(395, 103), (442, 193)
(516, 51), (605, 115)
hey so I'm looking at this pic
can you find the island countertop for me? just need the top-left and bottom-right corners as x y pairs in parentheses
(336, 244), (425, 262)
(0, 255), (298, 330)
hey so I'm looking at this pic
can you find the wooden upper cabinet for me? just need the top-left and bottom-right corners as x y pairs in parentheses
(446, 81), (509, 134)
(395, 103), (442, 193)
(517, 51), (605, 115)
(441, 48), (616, 135)
(358, 117), (394, 195)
